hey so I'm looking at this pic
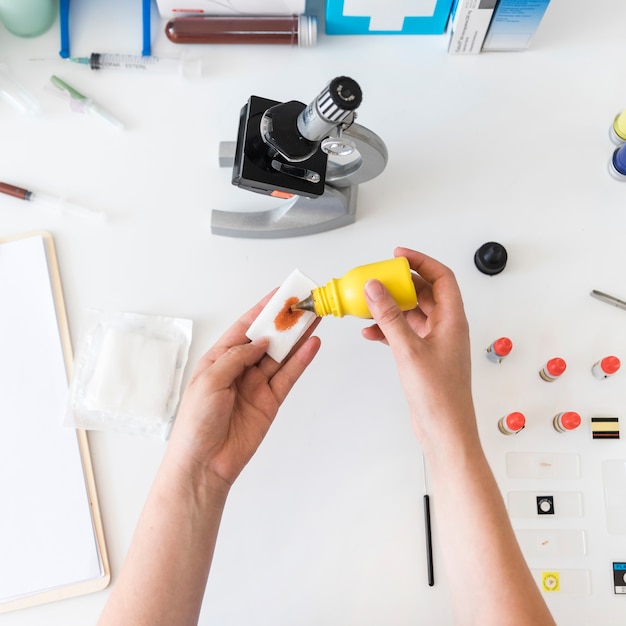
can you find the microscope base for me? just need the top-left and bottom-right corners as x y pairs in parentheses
(210, 185), (357, 239)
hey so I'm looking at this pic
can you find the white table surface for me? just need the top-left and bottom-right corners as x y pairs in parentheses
(2, 1), (626, 624)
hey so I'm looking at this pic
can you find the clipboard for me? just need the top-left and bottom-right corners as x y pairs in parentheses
(0, 231), (110, 613)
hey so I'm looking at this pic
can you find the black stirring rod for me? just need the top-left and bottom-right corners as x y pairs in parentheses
(422, 453), (434, 586)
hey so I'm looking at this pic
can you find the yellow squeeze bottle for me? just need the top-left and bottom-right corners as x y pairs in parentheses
(294, 257), (417, 318)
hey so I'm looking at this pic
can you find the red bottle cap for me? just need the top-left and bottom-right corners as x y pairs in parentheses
(493, 337), (512, 356)
(505, 412), (526, 432)
(559, 411), (581, 431)
(546, 358), (567, 377)
(601, 356), (621, 374)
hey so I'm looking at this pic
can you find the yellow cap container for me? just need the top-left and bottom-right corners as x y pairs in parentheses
(612, 110), (626, 144)
(298, 257), (417, 318)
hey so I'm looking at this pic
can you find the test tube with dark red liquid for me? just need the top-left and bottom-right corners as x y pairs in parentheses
(165, 14), (317, 47)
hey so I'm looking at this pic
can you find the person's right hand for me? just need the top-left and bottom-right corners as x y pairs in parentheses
(361, 247), (479, 452)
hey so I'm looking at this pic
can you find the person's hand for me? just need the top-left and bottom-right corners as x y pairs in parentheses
(166, 292), (321, 495)
(362, 247), (478, 451)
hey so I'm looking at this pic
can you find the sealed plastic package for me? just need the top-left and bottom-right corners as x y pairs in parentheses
(66, 310), (193, 439)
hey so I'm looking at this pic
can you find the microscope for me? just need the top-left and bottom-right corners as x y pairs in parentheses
(212, 76), (388, 238)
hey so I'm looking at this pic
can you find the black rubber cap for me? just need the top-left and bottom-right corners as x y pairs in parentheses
(474, 242), (508, 275)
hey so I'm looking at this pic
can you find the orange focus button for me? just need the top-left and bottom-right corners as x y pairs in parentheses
(270, 190), (295, 199)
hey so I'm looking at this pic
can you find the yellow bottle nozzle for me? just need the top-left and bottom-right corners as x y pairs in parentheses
(291, 294), (315, 313)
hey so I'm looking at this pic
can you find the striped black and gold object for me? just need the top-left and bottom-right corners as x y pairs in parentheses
(591, 417), (620, 439)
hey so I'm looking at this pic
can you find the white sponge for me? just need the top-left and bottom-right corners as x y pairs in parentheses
(246, 269), (318, 362)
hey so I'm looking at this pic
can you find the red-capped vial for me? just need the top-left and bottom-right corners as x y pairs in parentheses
(539, 357), (567, 382)
(592, 355), (621, 379)
(553, 411), (581, 433)
(486, 337), (512, 363)
(498, 412), (526, 435)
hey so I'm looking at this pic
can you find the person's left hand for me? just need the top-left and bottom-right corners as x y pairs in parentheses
(165, 291), (321, 496)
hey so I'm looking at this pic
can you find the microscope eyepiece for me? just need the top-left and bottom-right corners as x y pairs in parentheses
(297, 76), (362, 142)
(326, 76), (362, 111)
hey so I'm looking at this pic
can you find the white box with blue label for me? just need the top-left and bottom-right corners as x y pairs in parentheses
(482, 0), (551, 51)
(325, 0), (454, 35)
(448, 0), (498, 54)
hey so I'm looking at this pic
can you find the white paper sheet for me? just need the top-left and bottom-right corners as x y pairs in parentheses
(0, 235), (102, 604)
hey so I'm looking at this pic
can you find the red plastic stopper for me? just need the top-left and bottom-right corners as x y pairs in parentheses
(559, 411), (581, 431)
(601, 356), (621, 374)
(493, 337), (512, 356)
(546, 358), (567, 377)
(505, 412), (526, 432)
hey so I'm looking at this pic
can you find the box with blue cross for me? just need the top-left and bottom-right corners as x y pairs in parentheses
(325, 0), (455, 35)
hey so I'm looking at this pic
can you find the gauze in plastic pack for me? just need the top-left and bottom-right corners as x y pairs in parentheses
(66, 310), (192, 439)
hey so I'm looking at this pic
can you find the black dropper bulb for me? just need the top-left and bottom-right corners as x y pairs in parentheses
(474, 242), (508, 275)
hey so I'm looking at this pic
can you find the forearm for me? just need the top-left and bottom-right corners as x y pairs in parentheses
(423, 423), (555, 626)
(98, 456), (228, 626)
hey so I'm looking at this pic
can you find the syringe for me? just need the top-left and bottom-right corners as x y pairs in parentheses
(0, 181), (106, 221)
(68, 53), (201, 78)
